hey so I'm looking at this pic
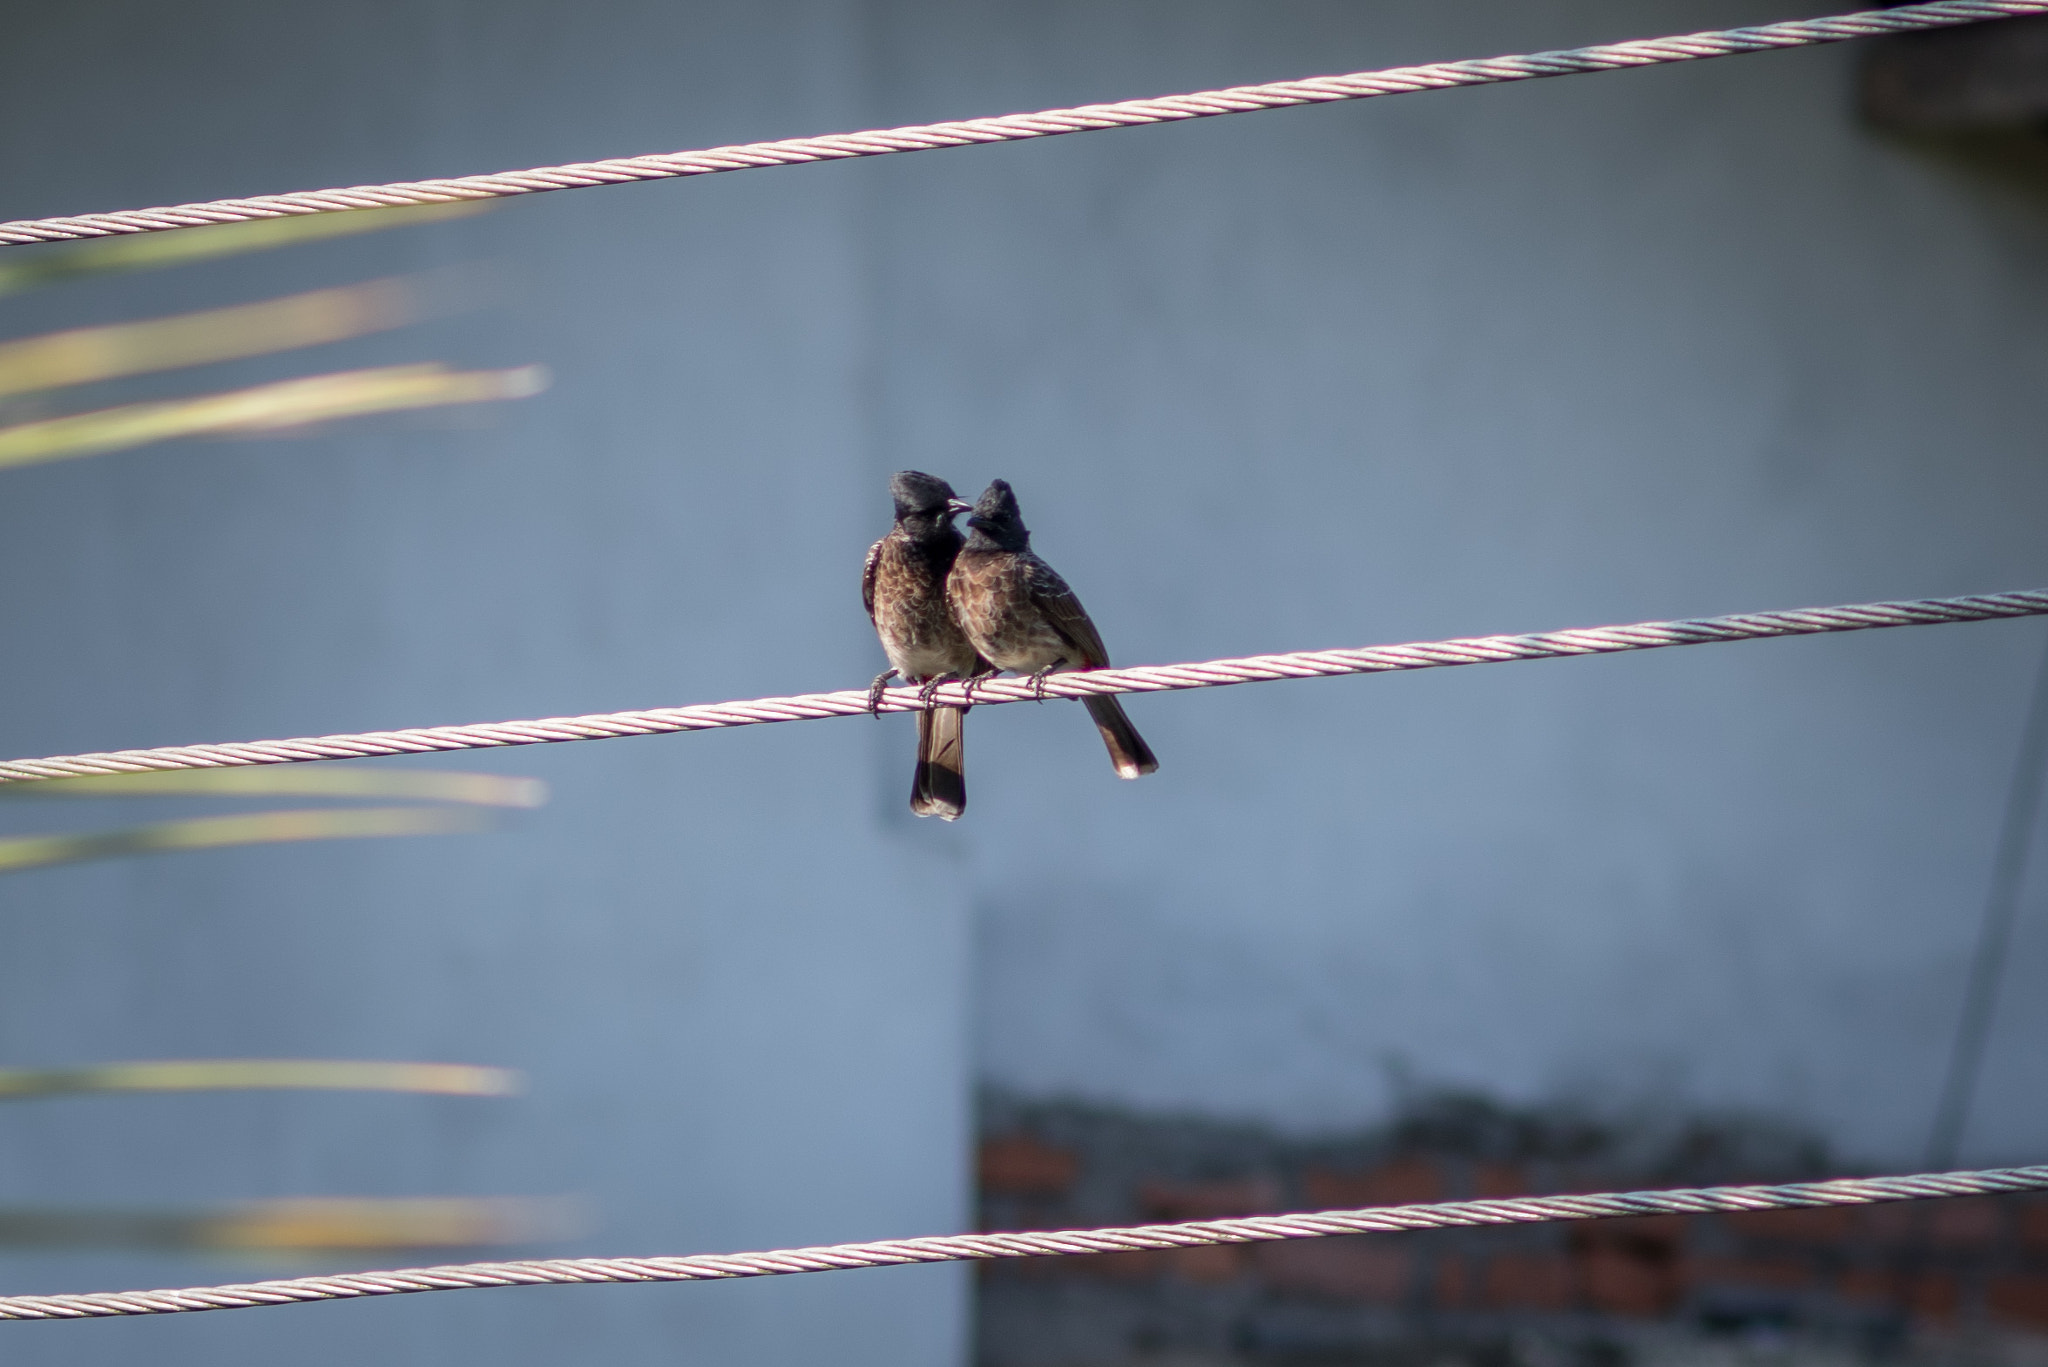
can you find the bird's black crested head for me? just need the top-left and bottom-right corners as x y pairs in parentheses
(889, 470), (972, 541)
(890, 470), (958, 517)
(964, 478), (1030, 552)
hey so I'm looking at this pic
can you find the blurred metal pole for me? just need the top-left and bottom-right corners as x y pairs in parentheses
(1925, 627), (2048, 1169)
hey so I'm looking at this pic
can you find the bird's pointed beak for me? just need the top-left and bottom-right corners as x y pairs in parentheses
(946, 498), (973, 517)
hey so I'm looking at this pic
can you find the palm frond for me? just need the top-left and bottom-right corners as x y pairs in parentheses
(0, 1059), (520, 1099)
(0, 203), (487, 297)
(0, 363), (547, 469)
(3, 766), (546, 807)
(0, 278), (417, 399)
(0, 1196), (579, 1251)
(0, 805), (491, 874)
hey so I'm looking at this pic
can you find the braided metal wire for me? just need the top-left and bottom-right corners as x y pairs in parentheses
(3, 1), (2044, 246)
(0, 588), (2042, 785)
(1, 1166), (2042, 1320)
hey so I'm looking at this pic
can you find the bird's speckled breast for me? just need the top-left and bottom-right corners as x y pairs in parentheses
(872, 532), (978, 681)
(948, 548), (1072, 673)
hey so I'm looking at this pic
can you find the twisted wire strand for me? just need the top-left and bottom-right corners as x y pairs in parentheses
(3, 2), (2044, 246)
(0, 588), (2043, 785)
(2, 1166), (2043, 1320)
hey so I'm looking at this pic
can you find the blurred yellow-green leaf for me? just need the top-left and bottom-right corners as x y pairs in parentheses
(0, 805), (492, 874)
(0, 1196), (580, 1251)
(6, 766), (547, 808)
(0, 278), (417, 399)
(0, 1059), (521, 1099)
(0, 202), (488, 297)
(0, 362), (547, 469)
(208, 1196), (581, 1251)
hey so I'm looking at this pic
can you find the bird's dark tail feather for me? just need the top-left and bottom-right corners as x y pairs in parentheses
(911, 705), (968, 820)
(1084, 695), (1158, 780)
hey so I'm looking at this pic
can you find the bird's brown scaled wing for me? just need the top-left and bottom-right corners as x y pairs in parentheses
(1026, 560), (1112, 668)
(862, 538), (883, 626)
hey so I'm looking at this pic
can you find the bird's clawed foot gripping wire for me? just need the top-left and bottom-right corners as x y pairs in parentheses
(866, 670), (899, 716)
(1027, 665), (1059, 702)
(0, 588), (2044, 785)
(915, 674), (957, 709)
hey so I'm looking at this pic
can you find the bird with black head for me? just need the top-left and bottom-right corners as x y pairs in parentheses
(947, 479), (1158, 780)
(863, 470), (986, 819)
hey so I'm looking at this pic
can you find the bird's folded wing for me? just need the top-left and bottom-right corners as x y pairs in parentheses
(862, 538), (884, 625)
(1026, 561), (1112, 668)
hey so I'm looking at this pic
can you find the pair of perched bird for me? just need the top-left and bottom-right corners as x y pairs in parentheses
(864, 472), (1158, 821)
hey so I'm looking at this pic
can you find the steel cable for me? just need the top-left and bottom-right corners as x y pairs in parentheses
(0, 1166), (2043, 1319)
(2, 2), (2044, 246)
(0, 588), (2042, 785)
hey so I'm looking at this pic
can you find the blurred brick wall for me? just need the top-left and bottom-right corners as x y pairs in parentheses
(975, 1093), (2048, 1366)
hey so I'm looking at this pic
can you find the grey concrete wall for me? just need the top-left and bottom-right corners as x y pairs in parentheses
(868, 1), (2048, 1167)
(3, 1), (2048, 1363)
